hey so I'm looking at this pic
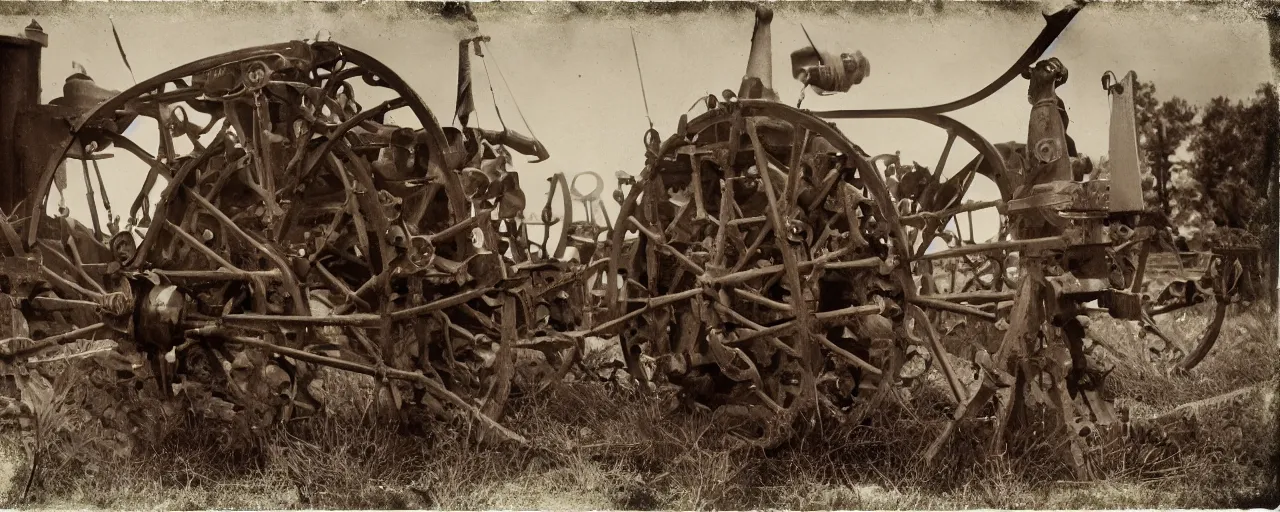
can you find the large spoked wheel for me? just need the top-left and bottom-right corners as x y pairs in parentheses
(603, 99), (969, 447)
(12, 40), (525, 441)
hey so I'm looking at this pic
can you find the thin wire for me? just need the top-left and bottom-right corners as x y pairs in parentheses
(478, 47), (509, 134)
(484, 41), (538, 139)
(109, 16), (137, 85)
(630, 28), (654, 129)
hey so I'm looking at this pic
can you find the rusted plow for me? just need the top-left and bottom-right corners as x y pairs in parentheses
(0, 28), (582, 444)
(600, 1), (1260, 477)
(0, 3), (1264, 477)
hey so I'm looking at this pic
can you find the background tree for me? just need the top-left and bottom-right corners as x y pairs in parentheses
(1186, 85), (1276, 232)
(1133, 80), (1199, 219)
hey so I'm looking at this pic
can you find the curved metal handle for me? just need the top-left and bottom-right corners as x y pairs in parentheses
(547, 173), (572, 259)
(813, 1), (1086, 118)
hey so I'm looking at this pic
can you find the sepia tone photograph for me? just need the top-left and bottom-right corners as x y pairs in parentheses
(0, 0), (1276, 509)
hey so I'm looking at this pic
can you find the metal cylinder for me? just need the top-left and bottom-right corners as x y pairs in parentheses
(0, 21), (46, 214)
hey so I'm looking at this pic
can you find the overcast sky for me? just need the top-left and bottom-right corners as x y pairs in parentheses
(2, 1), (1271, 245)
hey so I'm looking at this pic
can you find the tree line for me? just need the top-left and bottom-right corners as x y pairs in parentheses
(1094, 79), (1277, 302)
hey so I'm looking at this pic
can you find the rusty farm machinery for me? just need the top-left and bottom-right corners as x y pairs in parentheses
(0, 21), (602, 445)
(0, 2), (1264, 478)
(598, 1), (1261, 477)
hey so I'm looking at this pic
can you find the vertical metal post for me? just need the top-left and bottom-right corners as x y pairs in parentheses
(0, 21), (47, 214)
(1106, 71), (1144, 213)
(738, 5), (776, 101)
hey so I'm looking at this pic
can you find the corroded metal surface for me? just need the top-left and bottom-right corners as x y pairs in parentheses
(604, 0), (1260, 478)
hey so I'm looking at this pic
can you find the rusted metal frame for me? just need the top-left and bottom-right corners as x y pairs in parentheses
(813, 303), (883, 322)
(924, 290), (1016, 304)
(836, 178), (872, 253)
(0, 323), (109, 361)
(526, 257), (610, 297)
(909, 296), (998, 322)
(785, 126), (813, 208)
(945, 216), (962, 294)
(155, 98), (180, 169)
(281, 65), (356, 183)
(810, 215), (843, 254)
(335, 43), (453, 165)
(27, 43), (317, 247)
(709, 302), (801, 358)
(737, 102), (973, 410)
(536, 173), (571, 258)
(331, 143), (402, 364)
(162, 220), (241, 273)
(577, 288), (702, 338)
(900, 199), (1002, 227)
(154, 269), (282, 281)
(911, 163), (974, 264)
(931, 130), (958, 183)
(1129, 240), (1151, 293)
(471, 202), (518, 420)
(101, 131), (178, 226)
(222, 101), (282, 220)
(923, 370), (1001, 465)
(726, 303), (880, 346)
(123, 138), (224, 271)
(805, 160), (843, 213)
(316, 156), (372, 267)
(316, 64), (366, 117)
(427, 208), (490, 245)
(36, 237), (104, 296)
(905, 305), (967, 403)
(220, 312), (381, 327)
(916, 234), (1066, 262)
(732, 287), (791, 312)
(707, 246), (850, 285)
(727, 318), (796, 345)
(813, 111), (1014, 203)
(728, 215), (766, 227)
(39, 266), (104, 301)
(816, 333), (883, 377)
(745, 118), (818, 393)
(197, 143), (239, 204)
(730, 222), (774, 275)
(27, 297), (101, 312)
(196, 328), (528, 445)
(626, 216), (705, 276)
(0, 206), (26, 257)
(606, 145), (678, 318)
(76, 142), (105, 237)
(502, 219), (530, 264)
(295, 97), (407, 191)
(132, 86), (205, 107)
(251, 93), (285, 235)
(686, 151), (710, 221)
(664, 195), (696, 239)
(824, 256), (886, 270)
(311, 262), (372, 310)
(642, 176), (662, 296)
(266, 81), (346, 125)
(458, 303), (500, 333)
(1176, 257), (1236, 372)
(183, 187), (307, 314)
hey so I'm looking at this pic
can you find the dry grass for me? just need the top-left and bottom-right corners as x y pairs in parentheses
(3, 303), (1276, 510)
